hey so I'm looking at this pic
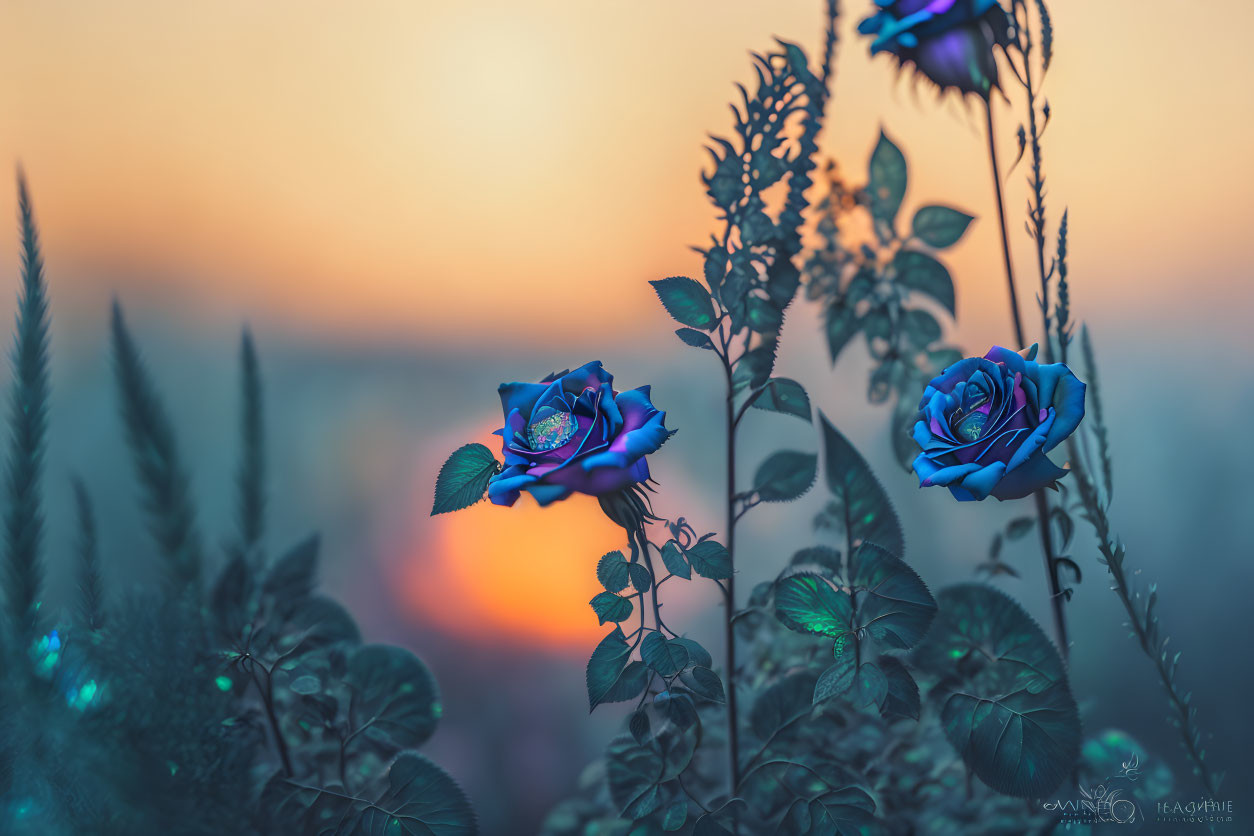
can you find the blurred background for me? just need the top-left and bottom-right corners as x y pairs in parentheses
(2, 1), (1252, 832)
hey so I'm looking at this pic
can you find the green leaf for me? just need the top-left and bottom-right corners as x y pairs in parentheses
(747, 296), (784, 333)
(675, 328), (714, 349)
(789, 546), (842, 574)
(590, 592), (634, 625)
(628, 563), (652, 594)
(848, 543), (936, 650)
(606, 735), (664, 820)
(431, 443), (498, 515)
(893, 249), (955, 316)
(670, 637), (712, 668)
(264, 752), (476, 836)
(752, 450), (818, 503)
(819, 413), (905, 557)
(660, 541), (690, 580)
(731, 342), (777, 392)
(650, 276), (716, 330)
(262, 534), (319, 601)
(685, 540), (732, 580)
(879, 656), (920, 720)
(750, 671), (817, 740)
(288, 674), (321, 696)
(629, 708), (650, 743)
(850, 661), (888, 709)
(913, 584), (1081, 797)
(813, 640), (891, 711)
(750, 377), (811, 422)
(774, 573), (850, 637)
(805, 790), (880, 836)
(868, 130), (907, 229)
(825, 302), (861, 363)
(655, 689), (698, 729)
(902, 308), (941, 348)
(703, 245), (728, 296)
(345, 644), (440, 751)
(597, 550), (630, 592)
(813, 642), (856, 703)
(662, 798), (688, 831)
(587, 626), (634, 710)
(641, 632), (689, 677)
(686, 666), (726, 703)
(273, 595), (361, 659)
(911, 204), (974, 248)
(1007, 517), (1036, 540)
(603, 661), (650, 704)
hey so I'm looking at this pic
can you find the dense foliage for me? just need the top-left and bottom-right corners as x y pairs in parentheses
(0, 180), (475, 835)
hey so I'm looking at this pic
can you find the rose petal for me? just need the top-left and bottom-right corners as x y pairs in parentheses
(487, 465), (537, 507)
(917, 459), (985, 488)
(1033, 363), (1087, 451)
(497, 382), (548, 423)
(523, 483), (573, 507)
(579, 409), (671, 472)
(954, 460), (1007, 501)
(989, 451), (1068, 500)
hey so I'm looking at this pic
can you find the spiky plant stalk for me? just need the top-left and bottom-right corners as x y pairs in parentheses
(4, 171), (51, 643)
(72, 477), (104, 632)
(111, 301), (203, 590)
(236, 328), (266, 562)
(1068, 331), (1219, 795)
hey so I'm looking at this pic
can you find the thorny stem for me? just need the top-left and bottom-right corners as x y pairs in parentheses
(983, 96), (1070, 661)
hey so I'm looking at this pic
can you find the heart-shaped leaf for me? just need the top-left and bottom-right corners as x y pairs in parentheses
(590, 591), (633, 625)
(345, 644), (440, 751)
(913, 584), (1081, 797)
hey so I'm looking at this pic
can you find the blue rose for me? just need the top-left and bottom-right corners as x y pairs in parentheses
(858, 0), (1014, 97)
(488, 361), (674, 507)
(912, 345), (1085, 501)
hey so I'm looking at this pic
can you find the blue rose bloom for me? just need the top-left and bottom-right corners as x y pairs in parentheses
(912, 345), (1085, 501)
(858, 0), (1014, 97)
(488, 361), (674, 507)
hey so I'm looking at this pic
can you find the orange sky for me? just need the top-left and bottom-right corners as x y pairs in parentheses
(0, 0), (1250, 346)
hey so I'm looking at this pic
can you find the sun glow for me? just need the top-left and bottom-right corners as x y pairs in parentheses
(400, 476), (626, 652)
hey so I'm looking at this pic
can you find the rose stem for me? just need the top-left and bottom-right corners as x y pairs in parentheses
(721, 355), (742, 795)
(983, 96), (1070, 661)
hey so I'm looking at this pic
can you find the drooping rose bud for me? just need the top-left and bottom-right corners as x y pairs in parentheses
(858, 0), (1016, 98)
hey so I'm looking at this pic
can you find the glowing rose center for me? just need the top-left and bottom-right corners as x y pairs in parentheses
(526, 406), (578, 451)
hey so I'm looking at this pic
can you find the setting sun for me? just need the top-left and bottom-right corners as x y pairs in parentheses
(402, 482), (626, 652)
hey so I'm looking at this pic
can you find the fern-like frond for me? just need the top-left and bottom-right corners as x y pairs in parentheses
(4, 171), (50, 641)
(111, 301), (202, 589)
(72, 476), (104, 631)
(236, 327), (266, 562)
